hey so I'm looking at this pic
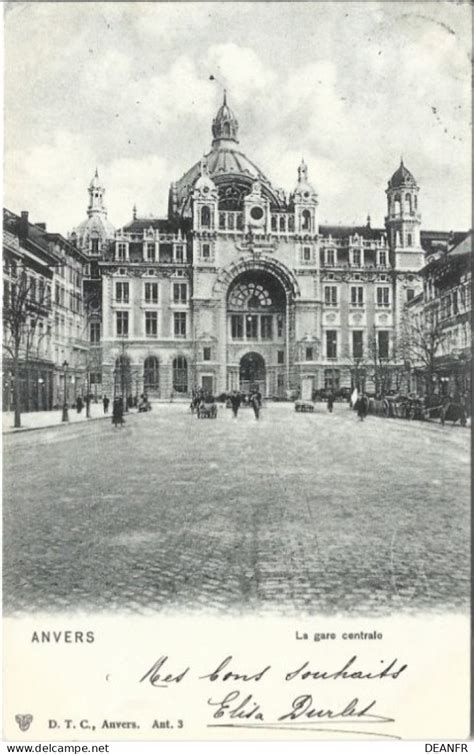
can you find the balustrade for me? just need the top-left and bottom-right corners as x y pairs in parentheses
(218, 211), (244, 232)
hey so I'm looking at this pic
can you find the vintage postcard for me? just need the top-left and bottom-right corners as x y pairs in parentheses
(2, 0), (471, 744)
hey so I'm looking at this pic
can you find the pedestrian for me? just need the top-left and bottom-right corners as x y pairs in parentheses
(356, 392), (369, 421)
(103, 395), (110, 414)
(229, 390), (241, 419)
(327, 392), (335, 413)
(250, 390), (261, 420)
(112, 396), (124, 428)
(76, 396), (83, 414)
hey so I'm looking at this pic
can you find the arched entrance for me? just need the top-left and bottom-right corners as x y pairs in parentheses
(240, 352), (266, 395)
(226, 268), (289, 397)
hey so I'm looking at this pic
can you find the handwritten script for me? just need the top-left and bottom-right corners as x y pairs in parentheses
(140, 653), (407, 739)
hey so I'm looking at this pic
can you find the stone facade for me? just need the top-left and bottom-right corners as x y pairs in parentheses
(405, 231), (472, 398)
(71, 96), (469, 401)
(2, 209), (89, 411)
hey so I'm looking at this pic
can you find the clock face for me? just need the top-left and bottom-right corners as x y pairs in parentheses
(250, 206), (264, 221)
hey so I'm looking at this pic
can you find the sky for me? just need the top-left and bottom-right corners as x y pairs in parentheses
(4, 1), (472, 235)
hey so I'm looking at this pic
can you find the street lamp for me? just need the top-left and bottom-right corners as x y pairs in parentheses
(62, 360), (69, 422)
(38, 377), (44, 411)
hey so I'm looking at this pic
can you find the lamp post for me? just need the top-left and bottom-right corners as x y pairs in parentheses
(62, 360), (69, 422)
(85, 365), (91, 418)
(38, 377), (44, 411)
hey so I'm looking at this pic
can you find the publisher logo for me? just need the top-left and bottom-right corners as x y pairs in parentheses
(15, 714), (33, 731)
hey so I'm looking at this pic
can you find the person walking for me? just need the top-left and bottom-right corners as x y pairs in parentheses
(356, 392), (369, 421)
(229, 390), (241, 419)
(76, 395), (83, 414)
(327, 392), (335, 413)
(250, 390), (261, 420)
(103, 395), (110, 414)
(112, 396), (124, 428)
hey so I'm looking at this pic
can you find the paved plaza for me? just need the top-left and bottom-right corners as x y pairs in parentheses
(3, 402), (470, 616)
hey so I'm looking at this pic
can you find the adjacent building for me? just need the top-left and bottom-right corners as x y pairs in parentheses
(2, 209), (89, 412)
(3, 210), (56, 411)
(406, 230), (472, 398)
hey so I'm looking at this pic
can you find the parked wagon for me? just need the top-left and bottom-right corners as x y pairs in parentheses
(294, 400), (315, 413)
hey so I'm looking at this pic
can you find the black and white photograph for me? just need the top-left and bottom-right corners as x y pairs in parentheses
(2, 0), (472, 744)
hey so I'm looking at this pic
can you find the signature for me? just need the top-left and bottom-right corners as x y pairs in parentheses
(207, 691), (399, 739)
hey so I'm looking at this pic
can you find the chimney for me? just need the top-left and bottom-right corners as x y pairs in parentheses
(19, 211), (29, 241)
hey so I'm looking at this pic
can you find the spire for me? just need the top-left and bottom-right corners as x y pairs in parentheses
(211, 92), (239, 147)
(89, 167), (101, 189)
(366, 213), (371, 228)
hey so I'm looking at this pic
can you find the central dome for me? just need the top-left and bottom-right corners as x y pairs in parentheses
(170, 94), (285, 217)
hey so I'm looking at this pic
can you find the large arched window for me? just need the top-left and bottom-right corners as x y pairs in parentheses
(201, 206), (211, 228)
(301, 210), (311, 232)
(227, 271), (287, 344)
(173, 356), (188, 393)
(229, 282), (273, 309)
(405, 193), (412, 213)
(144, 356), (159, 391)
(394, 194), (401, 215)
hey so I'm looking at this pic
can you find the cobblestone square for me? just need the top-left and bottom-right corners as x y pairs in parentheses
(3, 403), (470, 616)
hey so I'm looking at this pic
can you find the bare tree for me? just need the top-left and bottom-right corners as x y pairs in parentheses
(366, 326), (402, 397)
(3, 267), (51, 427)
(399, 306), (444, 397)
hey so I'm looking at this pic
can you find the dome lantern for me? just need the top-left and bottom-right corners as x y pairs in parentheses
(211, 90), (239, 147)
(70, 167), (115, 254)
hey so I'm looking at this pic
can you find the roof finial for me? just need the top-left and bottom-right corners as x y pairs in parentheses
(298, 157), (308, 183)
(367, 213), (371, 228)
(133, 204), (137, 220)
(95, 166), (99, 178)
(223, 88), (227, 106)
(400, 154), (404, 166)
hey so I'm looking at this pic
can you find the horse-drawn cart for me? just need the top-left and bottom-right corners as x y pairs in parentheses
(197, 401), (218, 419)
(381, 394), (467, 426)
